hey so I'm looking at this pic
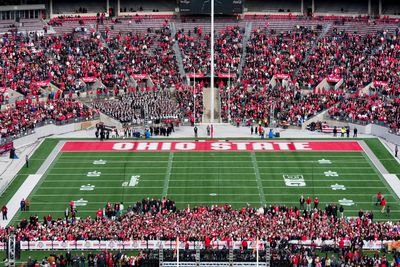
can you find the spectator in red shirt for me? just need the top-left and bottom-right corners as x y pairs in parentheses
(314, 197), (319, 209)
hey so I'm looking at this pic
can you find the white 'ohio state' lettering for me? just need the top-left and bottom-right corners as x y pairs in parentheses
(252, 143), (274, 150)
(113, 143), (134, 151)
(175, 142), (196, 150)
(211, 142), (232, 150)
(136, 142), (159, 151)
(161, 142), (172, 150)
(293, 142), (311, 150)
(275, 142), (290, 150)
(231, 143), (249, 150)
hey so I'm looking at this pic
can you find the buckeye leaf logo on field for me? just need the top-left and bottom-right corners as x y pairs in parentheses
(80, 184), (95, 191)
(338, 198), (355, 206)
(74, 198), (88, 206)
(318, 159), (332, 164)
(87, 171), (101, 177)
(331, 184), (346, 190)
(324, 171), (339, 177)
(93, 159), (107, 165)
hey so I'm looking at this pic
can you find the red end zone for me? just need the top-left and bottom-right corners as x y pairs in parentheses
(61, 141), (363, 152)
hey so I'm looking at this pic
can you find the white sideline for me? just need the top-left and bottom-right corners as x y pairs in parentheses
(0, 141), (65, 227)
(383, 174), (400, 200)
(0, 174), (42, 228)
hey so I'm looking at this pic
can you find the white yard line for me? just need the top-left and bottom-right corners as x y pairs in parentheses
(41, 179), (384, 183)
(53, 160), (371, 164)
(162, 152), (174, 197)
(251, 152), (266, 206)
(29, 200), (400, 205)
(50, 166), (373, 169)
(59, 155), (365, 158)
(40, 172), (381, 176)
(38, 186), (387, 190)
(33, 193), (389, 196)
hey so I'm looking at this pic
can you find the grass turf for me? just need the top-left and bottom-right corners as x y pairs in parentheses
(10, 147), (400, 222)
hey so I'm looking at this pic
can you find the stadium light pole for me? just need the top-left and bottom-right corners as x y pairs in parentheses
(193, 68), (196, 124)
(210, 0), (215, 123)
(228, 67), (231, 123)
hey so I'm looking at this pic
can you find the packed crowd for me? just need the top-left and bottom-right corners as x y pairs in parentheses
(175, 83), (204, 123)
(0, 19), (398, 136)
(18, 248), (400, 266)
(21, 250), (156, 267)
(177, 25), (243, 76)
(329, 93), (400, 132)
(0, 98), (95, 141)
(106, 23), (182, 89)
(2, 198), (400, 245)
(220, 82), (341, 125)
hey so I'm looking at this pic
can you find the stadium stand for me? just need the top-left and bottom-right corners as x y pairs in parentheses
(52, 0), (106, 15)
(119, 0), (176, 13)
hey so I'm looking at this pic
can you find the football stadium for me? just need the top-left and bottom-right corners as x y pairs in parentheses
(0, 0), (399, 266)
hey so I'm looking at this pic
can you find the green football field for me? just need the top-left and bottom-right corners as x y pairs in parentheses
(10, 146), (400, 222)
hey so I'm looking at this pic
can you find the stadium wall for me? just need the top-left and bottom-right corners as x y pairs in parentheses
(13, 120), (99, 149)
(348, 123), (400, 144)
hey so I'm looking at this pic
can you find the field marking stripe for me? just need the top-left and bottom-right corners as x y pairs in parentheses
(33, 193), (392, 196)
(251, 152), (266, 205)
(59, 155), (365, 158)
(50, 166), (373, 169)
(53, 160), (371, 164)
(40, 173), (381, 176)
(41, 179), (383, 182)
(28, 201), (400, 205)
(162, 152), (174, 197)
(37, 186), (389, 189)
(40, 179), (384, 182)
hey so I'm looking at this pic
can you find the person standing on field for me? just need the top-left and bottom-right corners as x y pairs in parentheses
(1, 205), (7, 220)
(381, 197), (386, 213)
(375, 192), (382, 206)
(306, 196), (311, 211)
(299, 195), (305, 210)
(314, 197), (319, 209)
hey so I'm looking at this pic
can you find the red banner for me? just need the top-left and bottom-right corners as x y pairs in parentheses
(275, 73), (291, 80)
(326, 75), (341, 83)
(80, 77), (97, 83)
(62, 141), (363, 152)
(186, 73), (205, 78)
(0, 142), (13, 154)
(32, 80), (50, 87)
(217, 72), (236, 78)
(132, 74), (149, 80)
(373, 80), (388, 87)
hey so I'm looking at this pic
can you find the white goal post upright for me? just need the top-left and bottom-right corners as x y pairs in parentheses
(210, 0), (215, 123)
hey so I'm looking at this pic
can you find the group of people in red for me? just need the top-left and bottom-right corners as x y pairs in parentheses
(2, 197), (399, 247)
